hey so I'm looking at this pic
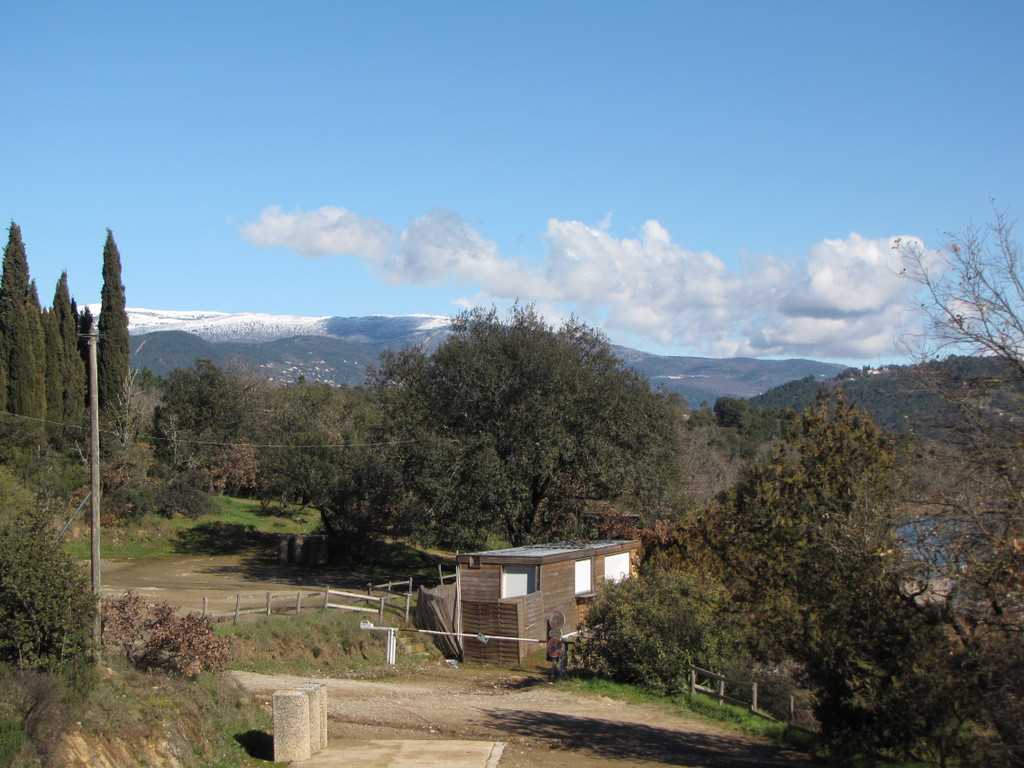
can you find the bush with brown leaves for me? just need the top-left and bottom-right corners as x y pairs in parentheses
(102, 591), (228, 677)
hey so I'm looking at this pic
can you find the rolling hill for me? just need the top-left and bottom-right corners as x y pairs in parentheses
(125, 308), (847, 404)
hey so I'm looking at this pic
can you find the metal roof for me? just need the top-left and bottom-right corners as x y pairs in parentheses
(461, 540), (636, 559)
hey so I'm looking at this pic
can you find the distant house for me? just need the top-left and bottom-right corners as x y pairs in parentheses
(453, 540), (639, 665)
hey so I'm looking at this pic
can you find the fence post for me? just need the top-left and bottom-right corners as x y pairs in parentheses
(266, 591), (272, 617)
(378, 595), (385, 623)
(234, 594), (241, 625)
(408, 576), (413, 593)
(296, 591), (302, 615)
(689, 667), (696, 696)
(718, 678), (725, 707)
(404, 592), (411, 625)
(203, 596), (208, 617)
(751, 681), (758, 713)
(323, 587), (329, 609)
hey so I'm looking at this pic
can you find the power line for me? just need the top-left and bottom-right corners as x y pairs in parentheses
(0, 409), (428, 451)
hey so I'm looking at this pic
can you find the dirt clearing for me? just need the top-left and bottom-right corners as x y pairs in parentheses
(103, 554), (816, 767)
(233, 667), (816, 768)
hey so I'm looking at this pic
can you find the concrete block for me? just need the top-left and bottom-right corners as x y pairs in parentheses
(297, 683), (327, 753)
(273, 689), (311, 763)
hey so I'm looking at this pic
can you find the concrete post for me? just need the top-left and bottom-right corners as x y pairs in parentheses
(298, 683), (328, 752)
(273, 689), (311, 763)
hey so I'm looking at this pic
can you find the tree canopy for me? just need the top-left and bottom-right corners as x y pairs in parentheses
(370, 305), (676, 548)
(693, 391), (963, 759)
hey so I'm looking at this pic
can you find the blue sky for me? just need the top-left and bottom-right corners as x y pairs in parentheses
(2, 2), (1021, 364)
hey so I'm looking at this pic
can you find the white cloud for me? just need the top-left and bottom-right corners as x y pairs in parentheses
(384, 209), (545, 295)
(240, 205), (924, 361)
(239, 205), (393, 260)
(781, 233), (917, 319)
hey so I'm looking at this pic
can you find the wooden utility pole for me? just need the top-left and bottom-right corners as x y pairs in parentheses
(88, 332), (102, 660)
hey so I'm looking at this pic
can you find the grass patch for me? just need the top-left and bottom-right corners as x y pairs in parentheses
(0, 718), (24, 768)
(62, 497), (320, 562)
(82, 663), (271, 768)
(217, 608), (433, 677)
(565, 676), (816, 753)
(0, 663), (269, 768)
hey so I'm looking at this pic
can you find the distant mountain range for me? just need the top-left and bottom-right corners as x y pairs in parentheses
(123, 308), (847, 405)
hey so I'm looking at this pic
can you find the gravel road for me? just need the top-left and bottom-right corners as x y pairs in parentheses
(232, 667), (818, 768)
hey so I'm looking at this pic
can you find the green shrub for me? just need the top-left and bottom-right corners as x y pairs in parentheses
(0, 468), (95, 681)
(156, 472), (215, 519)
(578, 569), (745, 693)
(0, 718), (24, 768)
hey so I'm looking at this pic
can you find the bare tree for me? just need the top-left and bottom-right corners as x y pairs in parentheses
(899, 208), (1024, 766)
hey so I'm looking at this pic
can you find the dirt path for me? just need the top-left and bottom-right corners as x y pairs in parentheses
(101, 554), (379, 613)
(103, 555), (816, 766)
(233, 667), (816, 768)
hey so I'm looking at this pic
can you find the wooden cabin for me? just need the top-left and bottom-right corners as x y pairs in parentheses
(454, 540), (639, 665)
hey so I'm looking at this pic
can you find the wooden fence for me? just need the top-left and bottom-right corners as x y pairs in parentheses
(688, 665), (818, 734)
(366, 578), (416, 624)
(201, 587), (400, 625)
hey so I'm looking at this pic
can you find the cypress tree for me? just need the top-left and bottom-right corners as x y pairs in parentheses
(0, 223), (46, 419)
(97, 229), (129, 414)
(43, 306), (61, 441)
(48, 273), (86, 446)
(77, 305), (94, 367)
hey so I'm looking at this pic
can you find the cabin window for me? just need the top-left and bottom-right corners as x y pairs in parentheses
(603, 552), (630, 583)
(575, 558), (593, 595)
(502, 565), (538, 598)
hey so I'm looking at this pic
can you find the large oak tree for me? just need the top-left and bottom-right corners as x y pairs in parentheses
(369, 305), (676, 548)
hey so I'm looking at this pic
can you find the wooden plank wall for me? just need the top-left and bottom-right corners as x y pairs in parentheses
(461, 600), (521, 664)
(459, 564), (501, 602)
(517, 591), (545, 640)
(540, 559), (583, 634)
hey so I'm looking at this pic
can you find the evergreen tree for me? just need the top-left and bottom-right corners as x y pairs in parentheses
(43, 306), (61, 440)
(77, 304), (94, 381)
(97, 229), (129, 414)
(47, 273), (86, 446)
(0, 223), (46, 419)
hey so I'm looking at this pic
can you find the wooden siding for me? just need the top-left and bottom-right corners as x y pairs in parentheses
(459, 563), (502, 602)
(517, 590), (546, 641)
(462, 600), (521, 664)
(456, 542), (640, 664)
(539, 559), (579, 635)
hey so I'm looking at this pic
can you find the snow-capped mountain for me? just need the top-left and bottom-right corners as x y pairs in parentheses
(90, 306), (454, 347)
(121, 306), (846, 404)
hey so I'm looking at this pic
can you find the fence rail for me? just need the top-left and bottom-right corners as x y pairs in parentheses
(201, 587), (394, 625)
(688, 665), (818, 735)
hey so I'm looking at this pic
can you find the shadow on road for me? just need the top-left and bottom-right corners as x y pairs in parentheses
(482, 709), (814, 767)
(173, 522), (268, 555)
(195, 552), (391, 591)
